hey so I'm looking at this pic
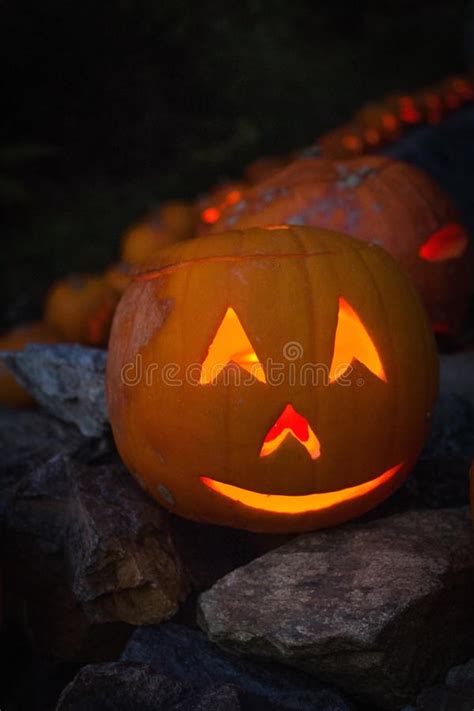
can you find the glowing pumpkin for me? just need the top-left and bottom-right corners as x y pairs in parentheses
(210, 156), (472, 336)
(44, 274), (119, 346)
(244, 155), (290, 184)
(121, 214), (181, 265)
(0, 322), (60, 408)
(107, 226), (438, 533)
(353, 103), (401, 147)
(411, 89), (444, 125)
(158, 200), (198, 241)
(387, 94), (423, 127)
(318, 123), (366, 159)
(104, 262), (134, 295)
(317, 74), (474, 157)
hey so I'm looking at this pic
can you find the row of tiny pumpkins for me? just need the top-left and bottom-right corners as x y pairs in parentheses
(195, 72), (474, 205)
(318, 73), (474, 158)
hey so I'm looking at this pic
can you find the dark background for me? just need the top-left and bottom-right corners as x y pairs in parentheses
(1, 0), (473, 329)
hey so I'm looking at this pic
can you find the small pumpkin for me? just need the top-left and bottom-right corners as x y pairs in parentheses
(158, 200), (198, 241)
(121, 214), (180, 265)
(384, 93), (423, 127)
(353, 103), (402, 147)
(210, 156), (472, 336)
(44, 274), (119, 346)
(104, 262), (134, 295)
(437, 76), (474, 114)
(244, 155), (290, 184)
(107, 225), (437, 533)
(318, 123), (366, 159)
(410, 89), (444, 125)
(0, 321), (60, 408)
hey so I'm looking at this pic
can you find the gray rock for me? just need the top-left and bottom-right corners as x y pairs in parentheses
(198, 508), (474, 711)
(370, 353), (474, 516)
(122, 623), (353, 711)
(446, 658), (474, 690)
(425, 353), (474, 462)
(55, 662), (263, 711)
(400, 458), (471, 511)
(170, 516), (293, 592)
(402, 657), (474, 710)
(0, 408), (112, 523)
(5, 454), (75, 554)
(413, 685), (474, 710)
(2, 455), (130, 660)
(66, 458), (189, 625)
(439, 352), (474, 404)
(0, 344), (108, 436)
(0, 408), (85, 476)
(2, 455), (188, 660)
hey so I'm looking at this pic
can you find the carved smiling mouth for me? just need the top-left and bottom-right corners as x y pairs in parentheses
(200, 463), (403, 515)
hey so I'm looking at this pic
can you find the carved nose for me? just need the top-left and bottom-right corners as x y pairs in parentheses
(259, 404), (320, 460)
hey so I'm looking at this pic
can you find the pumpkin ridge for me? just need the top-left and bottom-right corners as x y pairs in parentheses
(134, 248), (368, 282)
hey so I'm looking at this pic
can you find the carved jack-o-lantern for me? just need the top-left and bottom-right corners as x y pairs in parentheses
(211, 156), (472, 336)
(107, 226), (438, 533)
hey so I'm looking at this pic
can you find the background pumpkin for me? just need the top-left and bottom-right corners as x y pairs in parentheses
(44, 274), (119, 346)
(317, 124), (366, 159)
(120, 213), (182, 265)
(107, 225), (438, 534)
(158, 200), (198, 241)
(103, 262), (134, 295)
(0, 321), (60, 407)
(243, 155), (291, 185)
(210, 156), (472, 337)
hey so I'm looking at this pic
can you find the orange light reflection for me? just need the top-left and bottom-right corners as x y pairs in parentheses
(225, 190), (242, 205)
(329, 297), (386, 382)
(201, 207), (220, 224)
(201, 463), (403, 514)
(418, 223), (468, 262)
(260, 404), (320, 460)
(200, 307), (266, 384)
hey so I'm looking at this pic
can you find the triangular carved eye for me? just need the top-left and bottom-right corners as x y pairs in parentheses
(418, 222), (468, 262)
(329, 298), (387, 382)
(200, 307), (266, 385)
